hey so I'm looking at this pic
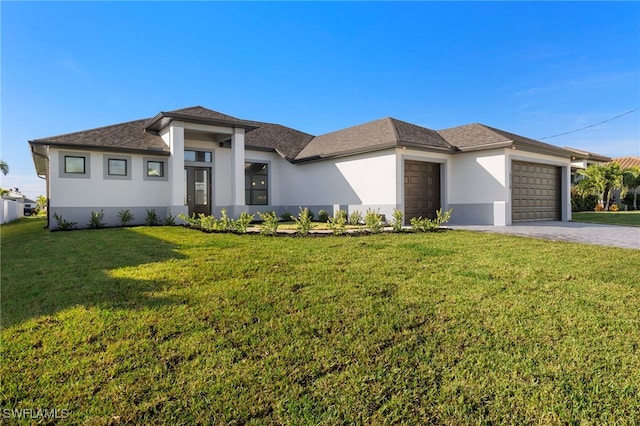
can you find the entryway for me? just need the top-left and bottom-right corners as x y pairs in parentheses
(184, 166), (211, 215)
(404, 160), (441, 224)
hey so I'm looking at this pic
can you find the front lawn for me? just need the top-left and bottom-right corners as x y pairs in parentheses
(2, 218), (639, 424)
(572, 210), (640, 226)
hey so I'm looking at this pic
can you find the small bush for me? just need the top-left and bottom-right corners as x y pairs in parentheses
(198, 213), (217, 231)
(410, 208), (453, 232)
(294, 207), (314, 235)
(318, 209), (329, 223)
(609, 204), (620, 212)
(164, 214), (176, 226)
(258, 211), (279, 236)
(218, 209), (234, 231)
(280, 211), (293, 221)
(365, 209), (383, 234)
(235, 212), (254, 234)
(117, 209), (135, 226)
(87, 209), (106, 229)
(178, 213), (200, 228)
(391, 209), (404, 232)
(145, 209), (159, 226)
(328, 210), (348, 235)
(53, 213), (77, 231)
(349, 210), (363, 225)
(594, 203), (605, 212)
(571, 187), (598, 212)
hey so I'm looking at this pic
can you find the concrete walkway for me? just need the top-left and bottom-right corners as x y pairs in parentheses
(449, 221), (640, 250)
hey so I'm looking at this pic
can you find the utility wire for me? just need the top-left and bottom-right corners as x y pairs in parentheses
(537, 107), (640, 140)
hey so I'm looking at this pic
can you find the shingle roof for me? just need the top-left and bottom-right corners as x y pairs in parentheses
(564, 147), (611, 162)
(29, 106), (572, 164)
(30, 118), (171, 155)
(295, 117), (453, 160)
(438, 123), (571, 157)
(608, 156), (640, 169)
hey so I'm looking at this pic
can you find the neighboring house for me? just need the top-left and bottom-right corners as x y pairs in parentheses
(30, 106), (581, 229)
(564, 147), (611, 184)
(608, 156), (640, 206)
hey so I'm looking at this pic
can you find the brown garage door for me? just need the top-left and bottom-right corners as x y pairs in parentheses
(404, 160), (441, 224)
(512, 161), (561, 222)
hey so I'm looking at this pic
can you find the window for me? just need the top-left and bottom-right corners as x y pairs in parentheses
(108, 159), (127, 176)
(185, 150), (212, 163)
(65, 156), (85, 174)
(103, 155), (131, 180)
(143, 157), (169, 181)
(147, 161), (164, 177)
(245, 162), (268, 205)
(59, 151), (91, 178)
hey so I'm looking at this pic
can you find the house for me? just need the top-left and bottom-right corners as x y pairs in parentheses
(29, 106), (582, 230)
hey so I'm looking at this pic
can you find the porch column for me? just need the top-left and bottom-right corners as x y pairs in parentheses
(231, 127), (246, 216)
(168, 122), (188, 218)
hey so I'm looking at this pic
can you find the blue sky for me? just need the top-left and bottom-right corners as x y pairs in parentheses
(2, 1), (639, 199)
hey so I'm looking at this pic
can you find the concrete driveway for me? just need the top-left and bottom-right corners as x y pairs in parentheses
(449, 221), (640, 250)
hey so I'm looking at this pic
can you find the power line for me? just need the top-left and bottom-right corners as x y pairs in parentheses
(537, 107), (640, 140)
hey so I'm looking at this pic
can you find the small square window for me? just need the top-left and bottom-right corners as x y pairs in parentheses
(65, 156), (85, 174)
(108, 159), (127, 176)
(147, 161), (164, 177)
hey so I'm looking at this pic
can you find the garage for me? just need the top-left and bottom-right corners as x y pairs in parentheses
(512, 161), (561, 222)
(404, 160), (441, 224)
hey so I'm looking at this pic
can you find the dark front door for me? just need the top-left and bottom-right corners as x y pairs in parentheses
(404, 160), (441, 224)
(185, 166), (211, 216)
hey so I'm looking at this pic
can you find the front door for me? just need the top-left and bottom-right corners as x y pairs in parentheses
(184, 167), (211, 216)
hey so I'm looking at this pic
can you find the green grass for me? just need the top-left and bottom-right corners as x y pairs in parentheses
(2, 217), (639, 424)
(572, 211), (640, 226)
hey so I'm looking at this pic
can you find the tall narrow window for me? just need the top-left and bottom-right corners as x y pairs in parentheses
(245, 162), (268, 205)
(65, 156), (85, 174)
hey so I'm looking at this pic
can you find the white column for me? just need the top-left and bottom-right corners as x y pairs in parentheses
(168, 122), (188, 218)
(231, 127), (246, 216)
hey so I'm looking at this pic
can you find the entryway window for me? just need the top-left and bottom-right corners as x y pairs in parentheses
(245, 162), (268, 205)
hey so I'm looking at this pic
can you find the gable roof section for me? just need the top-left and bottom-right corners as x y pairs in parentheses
(144, 106), (258, 132)
(439, 123), (571, 157)
(608, 156), (640, 169)
(295, 117), (454, 161)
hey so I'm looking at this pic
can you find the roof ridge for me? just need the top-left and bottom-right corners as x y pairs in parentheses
(386, 117), (401, 142)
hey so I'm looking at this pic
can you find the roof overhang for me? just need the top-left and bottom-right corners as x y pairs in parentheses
(29, 140), (171, 157)
(144, 111), (259, 132)
(293, 142), (455, 164)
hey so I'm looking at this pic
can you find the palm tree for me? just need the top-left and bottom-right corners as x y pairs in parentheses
(0, 160), (8, 176)
(576, 164), (607, 207)
(36, 195), (48, 212)
(623, 166), (640, 210)
(601, 163), (624, 209)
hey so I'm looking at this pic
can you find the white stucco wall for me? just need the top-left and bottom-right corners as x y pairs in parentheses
(49, 148), (170, 207)
(449, 149), (508, 204)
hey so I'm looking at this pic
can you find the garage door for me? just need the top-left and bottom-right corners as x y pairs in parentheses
(404, 160), (441, 224)
(512, 161), (561, 222)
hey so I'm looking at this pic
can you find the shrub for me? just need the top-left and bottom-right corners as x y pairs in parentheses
(391, 209), (404, 232)
(117, 209), (135, 226)
(258, 211), (279, 236)
(164, 214), (176, 226)
(571, 187), (598, 212)
(328, 210), (348, 235)
(318, 209), (329, 223)
(280, 211), (293, 221)
(218, 209), (234, 231)
(609, 204), (620, 212)
(434, 208), (453, 227)
(294, 207), (314, 235)
(594, 203), (605, 212)
(235, 212), (254, 234)
(198, 213), (217, 231)
(410, 216), (431, 232)
(53, 213), (77, 231)
(410, 208), (453, 232)
(178, 213), (200, 228)
(145, 209), (159, 226)
(87, 209), (106, 229)
(364, 209), (384, 234)
(349, 210), (363, 226)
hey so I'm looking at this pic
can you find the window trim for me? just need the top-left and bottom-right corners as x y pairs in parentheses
(143, 157), (169, 181)
(103, 155), (132, 180)
(59, 151), (91, 179)
(245, 161), (269, 206)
